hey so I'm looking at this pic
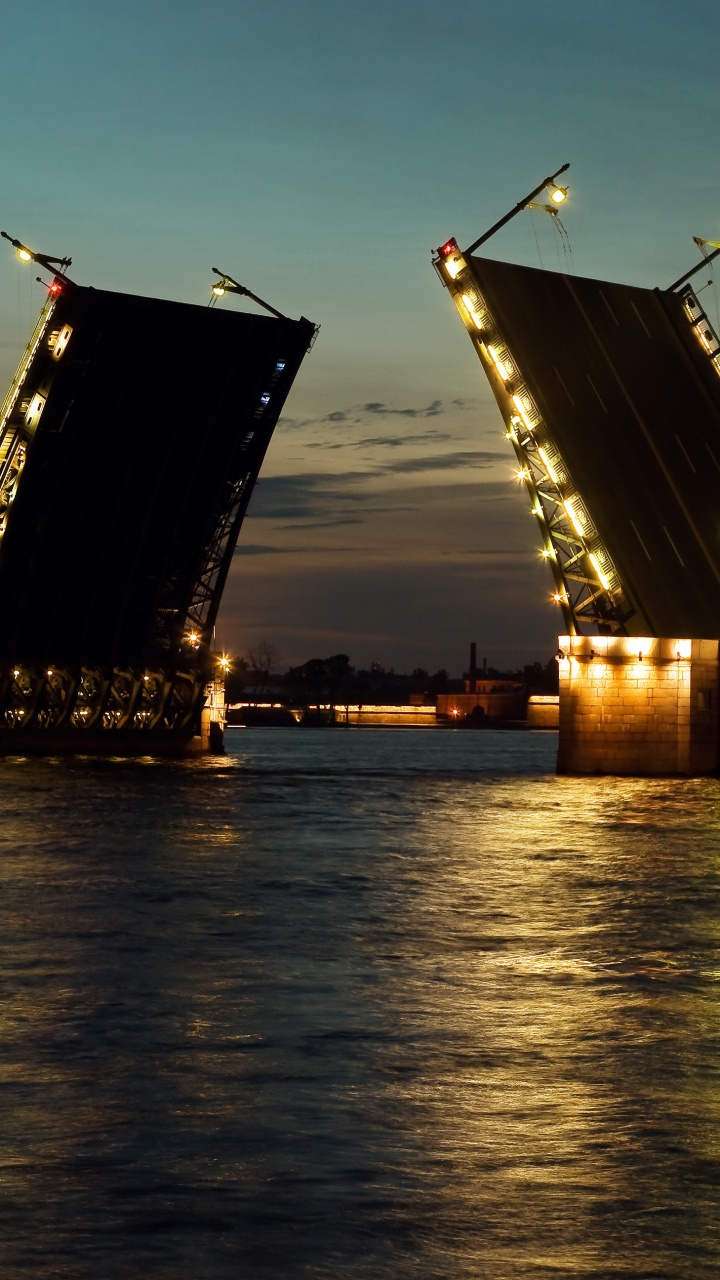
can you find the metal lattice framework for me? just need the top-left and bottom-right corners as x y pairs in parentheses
(434, 240), (635, 636)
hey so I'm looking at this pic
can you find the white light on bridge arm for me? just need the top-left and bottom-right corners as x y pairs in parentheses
(51, 324), (73, 361)
(444, 254), (466, 280)
(24, 393), (46, 431)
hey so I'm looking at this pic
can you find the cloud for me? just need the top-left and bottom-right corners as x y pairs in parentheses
(247, 472), (369, 520)
(379, 450), (506, 474)
(279, 517), (365, 531)
(360, 399), (443, 418)
(278, 397), (465, 433)
(354, 430), (454, 448)
(306, 428), (458, 451)
(246, 458), (512, 527)
(234, 541), (370, 556)
(234, 544), (287, 555)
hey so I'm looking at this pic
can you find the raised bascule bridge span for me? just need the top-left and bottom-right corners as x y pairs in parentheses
(433, 170), (720, 773)
(0, 235), (317, 753)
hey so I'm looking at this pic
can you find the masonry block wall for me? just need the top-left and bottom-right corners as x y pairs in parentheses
(557, 636), (720, 775)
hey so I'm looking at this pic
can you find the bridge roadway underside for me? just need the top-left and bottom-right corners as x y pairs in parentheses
(469, 255), (720, 638)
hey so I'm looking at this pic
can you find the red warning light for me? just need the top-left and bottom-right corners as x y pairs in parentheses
(48, 281), (62, 295)
(438, 238), (458, 258)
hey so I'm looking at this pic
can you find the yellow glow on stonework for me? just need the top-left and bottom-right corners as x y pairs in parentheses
(676, 639), (692, 659)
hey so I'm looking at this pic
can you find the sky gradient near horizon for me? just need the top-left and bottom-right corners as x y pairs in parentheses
(1, 0), (719, 673)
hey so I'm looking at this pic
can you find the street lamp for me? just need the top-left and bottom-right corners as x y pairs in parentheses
(208, 268), (286, 319)
(459, 162), (570, 256)
(1, 230), (74, 284)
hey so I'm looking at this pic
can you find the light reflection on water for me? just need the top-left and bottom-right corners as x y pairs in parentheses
(0, 728), (719, 1277)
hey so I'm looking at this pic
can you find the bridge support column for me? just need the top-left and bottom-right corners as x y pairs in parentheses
(557, 636), (719, 775)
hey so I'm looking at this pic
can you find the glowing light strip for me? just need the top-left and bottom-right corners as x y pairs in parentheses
(563, 498), (585, 537)
(588, 552), (610, 589)
(444, 255), (466, 280)
(511, 394), (536, 431)
(537, 445), (559, 483)
(460, 293), (483, 329)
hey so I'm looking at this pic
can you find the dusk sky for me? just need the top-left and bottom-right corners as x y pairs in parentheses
(1, 0), (718, 672)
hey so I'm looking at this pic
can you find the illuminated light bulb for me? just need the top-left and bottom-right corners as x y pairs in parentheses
(588, 552), (610, 590)
(219, 656), (230, 670)
(47, 669), (53, 677)
(188, 632), (199, 644)
(551, 591), (568, 603)
(212, 284), (226, 297)
(511, 395), (536, 432)
(487, 344), (511, 381)
(515, 467), (530, 481)
(17, 248), (32, 262)
(13, 669), (19, 678)
(540, 548), (553, 558)
(537, 446), (559, 484)
(563, 499), (584, 537)
(549, 185), (567, 205)
(460, 293), (483, 329)
(444, 255), (465, 280)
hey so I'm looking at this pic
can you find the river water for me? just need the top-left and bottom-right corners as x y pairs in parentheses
(1, 727), (719, 1279)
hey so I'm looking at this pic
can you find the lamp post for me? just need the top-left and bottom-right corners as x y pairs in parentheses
(209, 268), (286, 319)
(463, 162), (570, 256)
